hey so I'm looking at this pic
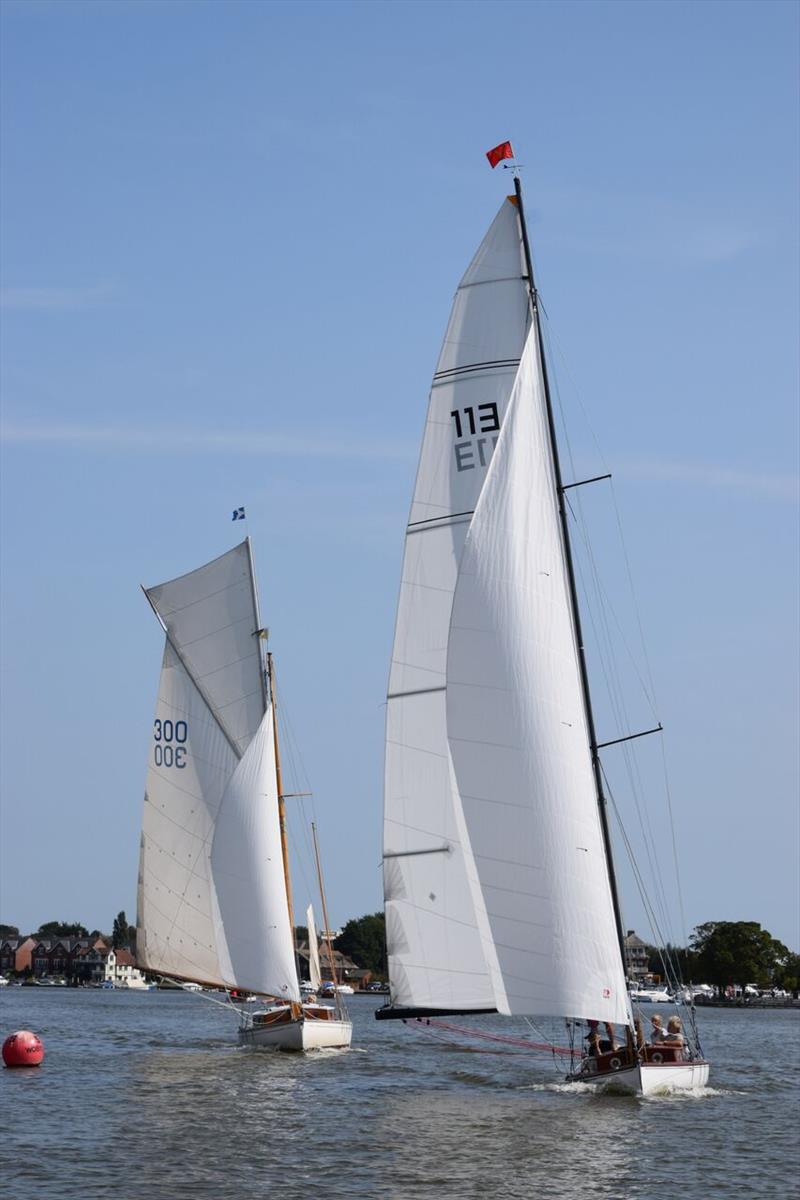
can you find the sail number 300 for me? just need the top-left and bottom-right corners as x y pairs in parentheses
(153, 719), (188, 768)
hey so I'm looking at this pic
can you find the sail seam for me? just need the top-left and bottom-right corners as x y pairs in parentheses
(150, 576), (249, 618)
(192, 650), (259, 682)
(386, 962), (492, 977)
(176, 613), (254, 650)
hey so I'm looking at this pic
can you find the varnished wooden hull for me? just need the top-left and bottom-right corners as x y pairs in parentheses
(238, 1003), (352, 1052)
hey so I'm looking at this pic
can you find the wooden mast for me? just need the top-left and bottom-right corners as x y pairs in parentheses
(267, 652), (296, 949)
(311, 821), (342, 1016)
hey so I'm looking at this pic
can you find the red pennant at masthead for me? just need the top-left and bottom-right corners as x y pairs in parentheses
(486, 141), (514, 169)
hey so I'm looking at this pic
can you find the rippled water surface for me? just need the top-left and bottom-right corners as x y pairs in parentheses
(2, 989), (798, 1198)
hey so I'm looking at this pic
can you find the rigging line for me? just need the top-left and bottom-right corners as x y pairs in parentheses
(602, 764), (685, 994)
(564, 490), (659, 719)
(660, 733), (689, 948)
(570, 520), (673, 941)
(542, 311), (663, 726)
(541, 315), (660, 720)
(565, 496), (675, 940)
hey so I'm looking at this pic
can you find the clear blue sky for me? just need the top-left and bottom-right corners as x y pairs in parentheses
(1, 0), (798, 953)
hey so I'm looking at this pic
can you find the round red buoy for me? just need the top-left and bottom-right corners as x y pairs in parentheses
(2, 1030), (45, 1068)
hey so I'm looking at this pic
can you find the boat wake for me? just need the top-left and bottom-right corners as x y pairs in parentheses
(518, 1080), (729, 1100)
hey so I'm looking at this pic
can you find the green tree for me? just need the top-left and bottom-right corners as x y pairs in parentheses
(36, 921), (89, 938)
(773, 951), (800, 994)
(112, 911), (135, 949)
(0, 924), (20, 939)
(334, 912), (386, 976)
(690, 921), (789, 994)
(644, 942), (698, 983)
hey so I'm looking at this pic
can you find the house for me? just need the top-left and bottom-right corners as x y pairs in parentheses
(0, 936), (35, 975)
(105, 947), (150, 989)
(0, 934), (112, 981)
(624, 930), (650, 981)
(295, 940), (372, 990)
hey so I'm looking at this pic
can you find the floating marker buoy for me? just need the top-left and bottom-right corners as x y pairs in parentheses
(2, 1030), (45, 1068)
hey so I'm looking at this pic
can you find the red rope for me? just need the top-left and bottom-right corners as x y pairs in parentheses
(407, 1017), (574, 1056)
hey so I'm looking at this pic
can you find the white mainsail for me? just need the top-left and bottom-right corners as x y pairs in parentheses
(383, 198), (530, 1011)
(383, 198), (629, 1025)
(137, 540), (300, 1000)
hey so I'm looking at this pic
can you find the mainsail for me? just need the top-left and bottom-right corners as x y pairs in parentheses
(137, 540), (300, 1000)
(382, 198), (629, 1024)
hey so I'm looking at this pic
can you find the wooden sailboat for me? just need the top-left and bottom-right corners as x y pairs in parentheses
(375, 157), (709, 1095)
(137, 539), (352, 1052)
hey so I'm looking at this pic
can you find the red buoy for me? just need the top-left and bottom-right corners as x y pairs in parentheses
(2, 1030), (45, 1068)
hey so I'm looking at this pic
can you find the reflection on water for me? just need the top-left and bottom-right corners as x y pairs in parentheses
(2, 991), (798, 1199)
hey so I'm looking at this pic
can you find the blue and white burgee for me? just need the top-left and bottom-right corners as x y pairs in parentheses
(232, 506), (246, 521)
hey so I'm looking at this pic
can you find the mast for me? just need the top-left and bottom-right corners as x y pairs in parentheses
(512, 175), (630, 996)
(311, 821), (343, 1017)
(267, 651), (296, 938)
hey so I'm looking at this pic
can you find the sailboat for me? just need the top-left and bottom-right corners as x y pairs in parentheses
(137, 538), (352, 1052)
(375, 158), (709, 1095)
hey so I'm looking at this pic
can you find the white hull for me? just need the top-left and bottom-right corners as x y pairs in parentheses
(569, 1060), (710, 1095)
(239, 1009), (352, 1052)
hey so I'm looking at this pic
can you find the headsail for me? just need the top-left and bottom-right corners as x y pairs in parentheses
(446, 326), (630, 1025)
(383, 198), (530, 1012)
(137, 540), (299, 1000)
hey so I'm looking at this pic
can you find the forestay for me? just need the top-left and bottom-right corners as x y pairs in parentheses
(383, 198), (530, 1011)
(137, 541), (299, 1000)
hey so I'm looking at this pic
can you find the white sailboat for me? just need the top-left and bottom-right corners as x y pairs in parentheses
(376, 160), (709, 1095)
(137, 539), (352, 1052)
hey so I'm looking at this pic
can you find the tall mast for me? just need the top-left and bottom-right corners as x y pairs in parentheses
(267, 651), (296, 937)
(512, 175), (630, 991)
(311, 822), (343, 1018)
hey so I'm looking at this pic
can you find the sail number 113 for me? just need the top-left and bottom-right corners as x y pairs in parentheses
(451, 403), (501, 473)
(153, 718), (188, 769)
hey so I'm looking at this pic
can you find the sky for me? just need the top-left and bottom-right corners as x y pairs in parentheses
(1, 0), (798, 955)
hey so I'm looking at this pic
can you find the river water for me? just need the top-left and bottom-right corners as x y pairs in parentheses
(2, 988), (797, 1199)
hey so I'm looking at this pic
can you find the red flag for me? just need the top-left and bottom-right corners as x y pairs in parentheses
(486, 141), (514, 169)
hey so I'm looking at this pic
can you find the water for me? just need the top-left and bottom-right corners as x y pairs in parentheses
(2, 989), (798, 1199)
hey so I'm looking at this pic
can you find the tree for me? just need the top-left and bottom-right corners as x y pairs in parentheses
(0, 924), (19, 939)
(773, 952), (800, 995)
(112, 911), (135, 949)
(690, 922), (790, 994)
(334, 912), (386, 976)
(644, 941), (699, 983)
(36, 921), (89, 938)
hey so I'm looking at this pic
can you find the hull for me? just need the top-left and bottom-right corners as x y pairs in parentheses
(239, 1004), (352, 1052)
(568, 1060), (710, 1095)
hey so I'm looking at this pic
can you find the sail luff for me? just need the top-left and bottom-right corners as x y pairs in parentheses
(512, 175), (631, 1004)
